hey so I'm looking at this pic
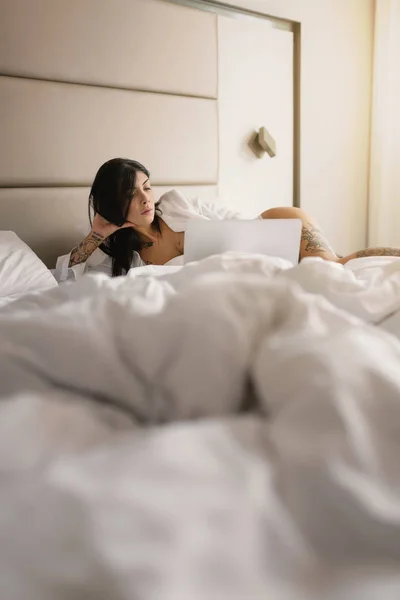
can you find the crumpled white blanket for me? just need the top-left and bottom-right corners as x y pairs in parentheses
(1, 252), (400, 600)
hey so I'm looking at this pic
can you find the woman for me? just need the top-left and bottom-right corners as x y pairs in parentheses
(56, 158), (400, 281)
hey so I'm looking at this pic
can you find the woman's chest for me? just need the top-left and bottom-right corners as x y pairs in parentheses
(139, 228), (184, 266)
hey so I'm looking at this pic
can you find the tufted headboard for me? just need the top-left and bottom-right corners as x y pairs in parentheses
(0, 0), (220, 266)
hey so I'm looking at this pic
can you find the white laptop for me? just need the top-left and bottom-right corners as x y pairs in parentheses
(184, 218), (302, 265)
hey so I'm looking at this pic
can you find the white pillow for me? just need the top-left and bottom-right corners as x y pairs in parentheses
(0, 231), (57, 299)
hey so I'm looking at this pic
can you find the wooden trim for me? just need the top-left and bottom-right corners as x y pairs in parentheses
(293, 22), (301, 208)
(163, 0), (297, 31)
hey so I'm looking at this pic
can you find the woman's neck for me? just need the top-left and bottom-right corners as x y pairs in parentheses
(136, 218), (162, 244)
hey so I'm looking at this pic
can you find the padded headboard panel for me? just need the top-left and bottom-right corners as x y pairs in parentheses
(0, 76), (218, 187)
(0, 0), (217, 97)
(0, 0), (219, 266)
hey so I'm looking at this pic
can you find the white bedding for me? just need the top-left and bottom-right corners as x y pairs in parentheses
(1, 252), (400, 599)
(0, 231), (57, 307)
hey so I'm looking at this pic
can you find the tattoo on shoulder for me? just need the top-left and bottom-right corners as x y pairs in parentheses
(142, 241), (154, 249)
(301, 223), (335, 255)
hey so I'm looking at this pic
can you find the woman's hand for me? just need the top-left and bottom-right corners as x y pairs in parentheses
(91, 213), (135, 239)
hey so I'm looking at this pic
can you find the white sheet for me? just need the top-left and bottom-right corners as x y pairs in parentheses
(1, 253), (400, 599)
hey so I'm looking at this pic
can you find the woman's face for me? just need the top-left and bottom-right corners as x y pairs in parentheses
(126, 170), (155, 227)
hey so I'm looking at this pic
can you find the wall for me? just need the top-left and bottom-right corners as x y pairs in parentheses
(218, 15), (294, 216)
(222, 0), (375, 254)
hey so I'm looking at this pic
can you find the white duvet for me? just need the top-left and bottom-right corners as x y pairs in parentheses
(1, 253), (400, 599)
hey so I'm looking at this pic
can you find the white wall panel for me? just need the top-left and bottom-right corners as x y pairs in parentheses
(218, 15), (293, 215)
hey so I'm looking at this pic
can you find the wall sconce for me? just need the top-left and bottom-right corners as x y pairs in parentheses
(249, 127), (276, 159)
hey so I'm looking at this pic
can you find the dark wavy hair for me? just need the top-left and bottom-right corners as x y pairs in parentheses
(89, 158), (162, 276)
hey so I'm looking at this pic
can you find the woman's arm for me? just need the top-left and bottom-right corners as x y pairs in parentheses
(68, 230), (106, 267)
(68, 213), (135, 268)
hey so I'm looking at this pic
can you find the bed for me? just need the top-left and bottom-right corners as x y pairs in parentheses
(2, 244), (400, 598)
(2, 1), (400, 599)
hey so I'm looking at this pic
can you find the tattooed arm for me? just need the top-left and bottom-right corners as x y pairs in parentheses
(68, 213), (133, 268)
(68, 230), (106, 267)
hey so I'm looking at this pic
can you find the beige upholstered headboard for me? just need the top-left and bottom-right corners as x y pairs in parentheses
(0, 0), (219, 266)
